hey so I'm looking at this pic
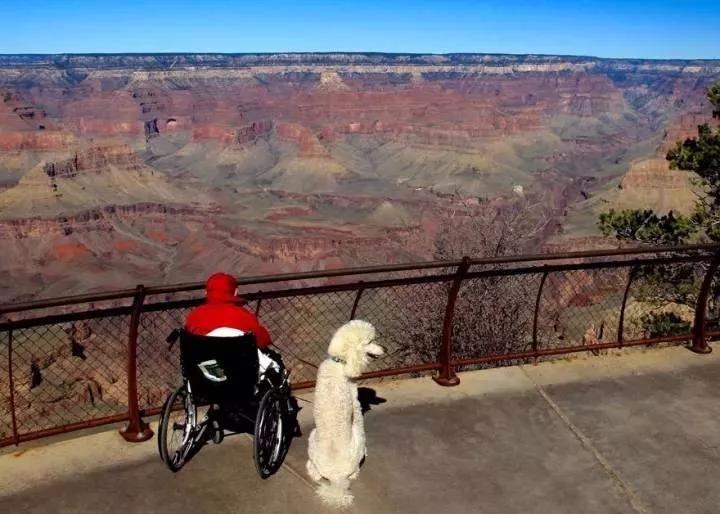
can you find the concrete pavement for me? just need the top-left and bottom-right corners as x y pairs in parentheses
(2, 346), (720, 513)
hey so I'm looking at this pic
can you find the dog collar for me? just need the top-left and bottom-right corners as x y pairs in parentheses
(329, 355), (346, 364)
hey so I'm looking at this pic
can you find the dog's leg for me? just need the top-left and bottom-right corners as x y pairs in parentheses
(350, 395), (367, 471)
(317, 476), (353, 508)
(306, 458), (323, 482)
(306, 428), (324, 482)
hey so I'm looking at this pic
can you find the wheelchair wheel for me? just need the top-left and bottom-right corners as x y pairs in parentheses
(253, 388), (291, 479)
(158, 384), (196, 472)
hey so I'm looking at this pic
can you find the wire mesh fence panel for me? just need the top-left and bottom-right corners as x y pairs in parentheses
(136, 306), (192, 411)
(9, 315), (129, 437)
(353, 281), (449, 373)
(536, 267), (628, 351)
(257, 291), (357, 384)
(454, 273), (541, 366)
(623, 260), (705, 341)
(0, 330), (12, 441)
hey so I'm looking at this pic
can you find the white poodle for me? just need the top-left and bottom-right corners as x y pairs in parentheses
(306, 320), (384, 507)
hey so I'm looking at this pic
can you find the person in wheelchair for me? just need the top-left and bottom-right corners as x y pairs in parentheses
(159, 272), (295, 477)
(185, 272), (283, 385)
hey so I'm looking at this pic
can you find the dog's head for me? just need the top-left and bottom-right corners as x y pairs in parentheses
(327, 320), (384, 378)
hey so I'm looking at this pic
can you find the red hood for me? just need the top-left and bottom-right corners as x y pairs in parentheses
(205, 273), (238, 304)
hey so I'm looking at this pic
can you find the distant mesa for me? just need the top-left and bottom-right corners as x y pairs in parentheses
(43, 144), (141, 179)
(318, 70), (350, 91)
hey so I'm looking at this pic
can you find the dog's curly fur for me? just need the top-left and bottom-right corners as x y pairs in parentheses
(306, 320), (384, 507)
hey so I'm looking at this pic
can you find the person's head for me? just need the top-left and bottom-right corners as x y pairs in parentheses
(205, 272), (240, 304)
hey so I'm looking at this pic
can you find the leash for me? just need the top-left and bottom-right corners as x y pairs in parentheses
(264, 342), (316, 405)
(270, 341), (320, 370)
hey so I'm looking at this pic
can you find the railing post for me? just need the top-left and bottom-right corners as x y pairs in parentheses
(617, 263), (638, 346)
(350, 282), (365, 320)
(433, 257), (470, 387)
(531, 269), (549, 358)
(7, 327), (19, 445)
(691, 251), (720, 354)
(120, 285), (153, 442)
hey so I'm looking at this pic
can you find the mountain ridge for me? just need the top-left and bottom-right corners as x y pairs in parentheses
(1, 52), (719, 70)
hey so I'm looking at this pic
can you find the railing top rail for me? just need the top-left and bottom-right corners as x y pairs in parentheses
(467, 243), (718, 265)
(0, 243), (717, 316)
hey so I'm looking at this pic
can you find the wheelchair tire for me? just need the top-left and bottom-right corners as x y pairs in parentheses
(158, 384), (196, 472)
(253, 388), (291, 479)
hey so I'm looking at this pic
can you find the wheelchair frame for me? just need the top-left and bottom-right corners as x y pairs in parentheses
(157, 329), (293, 478)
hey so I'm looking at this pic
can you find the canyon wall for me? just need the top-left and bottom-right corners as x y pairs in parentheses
(0, 53), (718, 301)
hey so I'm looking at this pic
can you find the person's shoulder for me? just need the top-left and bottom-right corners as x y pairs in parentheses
(185, 303), (211, 323)
(187, 303), (209, 315)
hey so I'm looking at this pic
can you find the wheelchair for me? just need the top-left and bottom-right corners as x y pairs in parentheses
(158, 329), (295, 478)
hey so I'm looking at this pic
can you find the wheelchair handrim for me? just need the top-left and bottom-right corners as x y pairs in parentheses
(259, 399), (283, 458)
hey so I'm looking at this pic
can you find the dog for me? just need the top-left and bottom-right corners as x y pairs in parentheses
(306, 320), (384, 507)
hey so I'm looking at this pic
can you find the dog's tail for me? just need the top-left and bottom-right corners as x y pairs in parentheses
(317, 478), (353, 508)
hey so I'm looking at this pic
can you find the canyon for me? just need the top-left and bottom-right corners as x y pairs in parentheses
(0, 53), (719, 302)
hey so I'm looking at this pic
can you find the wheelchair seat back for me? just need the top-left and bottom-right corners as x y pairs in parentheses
(179, 330), (259, 404)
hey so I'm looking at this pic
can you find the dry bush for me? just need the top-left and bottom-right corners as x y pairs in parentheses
(395, 194), (555, 366)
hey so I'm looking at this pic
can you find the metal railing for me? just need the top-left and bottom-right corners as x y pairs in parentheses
(1, 244), (719, 447)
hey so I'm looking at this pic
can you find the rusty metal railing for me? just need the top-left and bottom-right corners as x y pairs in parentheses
(1, 244), (719, 447)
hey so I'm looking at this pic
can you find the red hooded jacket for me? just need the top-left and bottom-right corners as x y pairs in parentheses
(185, 273), (271, 349)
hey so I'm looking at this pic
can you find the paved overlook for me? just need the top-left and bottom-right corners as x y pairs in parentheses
(3, 346), (720, 514)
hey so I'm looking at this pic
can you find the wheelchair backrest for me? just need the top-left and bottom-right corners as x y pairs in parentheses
(179, 330), (259, 403)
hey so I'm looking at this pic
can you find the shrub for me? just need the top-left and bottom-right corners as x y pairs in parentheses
(641, 311), (691, 338)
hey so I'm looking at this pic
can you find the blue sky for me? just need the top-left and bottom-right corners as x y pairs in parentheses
(1, 1), (718, 59)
